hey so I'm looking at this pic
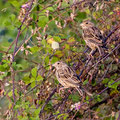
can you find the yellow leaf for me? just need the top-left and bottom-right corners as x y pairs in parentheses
(47, 38), (55, 44)
(54, 50), (64, 57)
(67, 37), (75, 44)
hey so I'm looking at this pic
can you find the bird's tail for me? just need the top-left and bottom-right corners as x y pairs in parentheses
(76, 86), (93, 96)
(97, 46), (105, 56)
(82, 87), (93, 96)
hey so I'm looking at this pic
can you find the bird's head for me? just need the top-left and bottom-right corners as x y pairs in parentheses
(52, 61), (67, 70)
(80, 20), (94, 29)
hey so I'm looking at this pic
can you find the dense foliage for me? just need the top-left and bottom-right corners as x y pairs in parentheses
(0, 0), (120, 119)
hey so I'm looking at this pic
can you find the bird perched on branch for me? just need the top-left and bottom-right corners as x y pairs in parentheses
(80, 20), (105, 57)
(52, 61), (92, 96)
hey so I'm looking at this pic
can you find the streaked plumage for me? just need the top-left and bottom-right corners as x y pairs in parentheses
(52, 61), (92, 96)
(80, 20), (104, 56)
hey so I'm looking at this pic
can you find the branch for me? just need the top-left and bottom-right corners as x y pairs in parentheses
(103, 25), (120, 43)
(39, 87), (57, 118)
(79, 77), (120, 109)
(10, 0), (34, 118)
(92, 43), (120, 68)
(47, 90), (73, 120)
(12, 0), (34, 61)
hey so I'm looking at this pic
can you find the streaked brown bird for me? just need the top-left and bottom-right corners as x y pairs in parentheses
(52, 61), (92, 96)
(80, 20), (104, 57)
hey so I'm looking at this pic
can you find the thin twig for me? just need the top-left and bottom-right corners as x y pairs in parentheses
(79, 77), (120, 108)
(12, 0), (34, 59)
(92, 43), (120, 68)
(10, 1), (34, 118)
(39, 87), (57, 118)
(47, 77), (120, 120)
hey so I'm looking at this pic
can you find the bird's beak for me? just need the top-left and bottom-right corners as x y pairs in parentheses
(52, 63), (55, 67)
(80, 23), (83, 27)
(48, 64), (55, 73)
(51, 63), (55, 70)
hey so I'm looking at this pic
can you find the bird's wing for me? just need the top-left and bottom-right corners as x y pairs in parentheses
(56, 68), (71, 79)
(57, 66), (80, 85)
(83, 27), (103, 46)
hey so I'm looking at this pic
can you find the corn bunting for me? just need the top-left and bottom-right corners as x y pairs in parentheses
(80, 20), (105, 57)
(52, 61), (92, 96)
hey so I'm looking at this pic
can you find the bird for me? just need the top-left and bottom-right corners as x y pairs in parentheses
(80, 20), (105, 57)
(52, 61), (92, 96)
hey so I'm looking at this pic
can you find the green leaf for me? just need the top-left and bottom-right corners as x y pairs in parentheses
(67, 37), (75, 44)
(86, 95), (89, 101)
(46, 7), (54, 11)
(51, 56), (59, 64)
(10, 0), (20, 8)
(3, 19), (11, 26)
(108, 80), (120, 89)
(10, 14), (16, 22)
(15, 105), (20, 109)
(83, 79), (88, 85)
(34, 108), (41, 116)
(30, 46), (40, 53)
(65, 44), (70, 50)
(0, 62), (10, 71)
(22, 75), (30, 84)
(110, 89), (119, 95)
(69, 94), (80, 102)
(2, 60), (10, 64)
(76, 12), (86, 20)
(110, 74), (117, 79)
(31, 67), (37, 78)
(31, 81), (36, 88)
(85, 8), (91, 14)
(45, 56), (49, 65)
(109, 12), (114, 15)
(95, 95), (101, 102)
(0, 65), (6, 71)
(53, 36), (61, 42)
(12, 62), (17, 69)
(102, 78), (109, 84)
(36, 75), (43, 81)
(16, 64), (23, 70)
(38, 16), (48, 28)
(41, 39), (47, 46)
(8, 91), (12, 97)
(30, 77), (35, 82)
(54, 50), (64, 58)
(57, 113), (68, 119)
(101, 64), (104, 69)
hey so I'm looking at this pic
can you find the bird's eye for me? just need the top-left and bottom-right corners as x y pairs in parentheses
(86, 22), (88, 24)
(57, 62), (60, 65)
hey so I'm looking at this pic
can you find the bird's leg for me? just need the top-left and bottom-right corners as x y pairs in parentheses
(75, 87), (83, 96)
(87, 50), (94, 59)
(59, 87), (73, 94)
(59, 87), (67, 94)
(67, 89), (73, 94)
(97, 46), (104, 56)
